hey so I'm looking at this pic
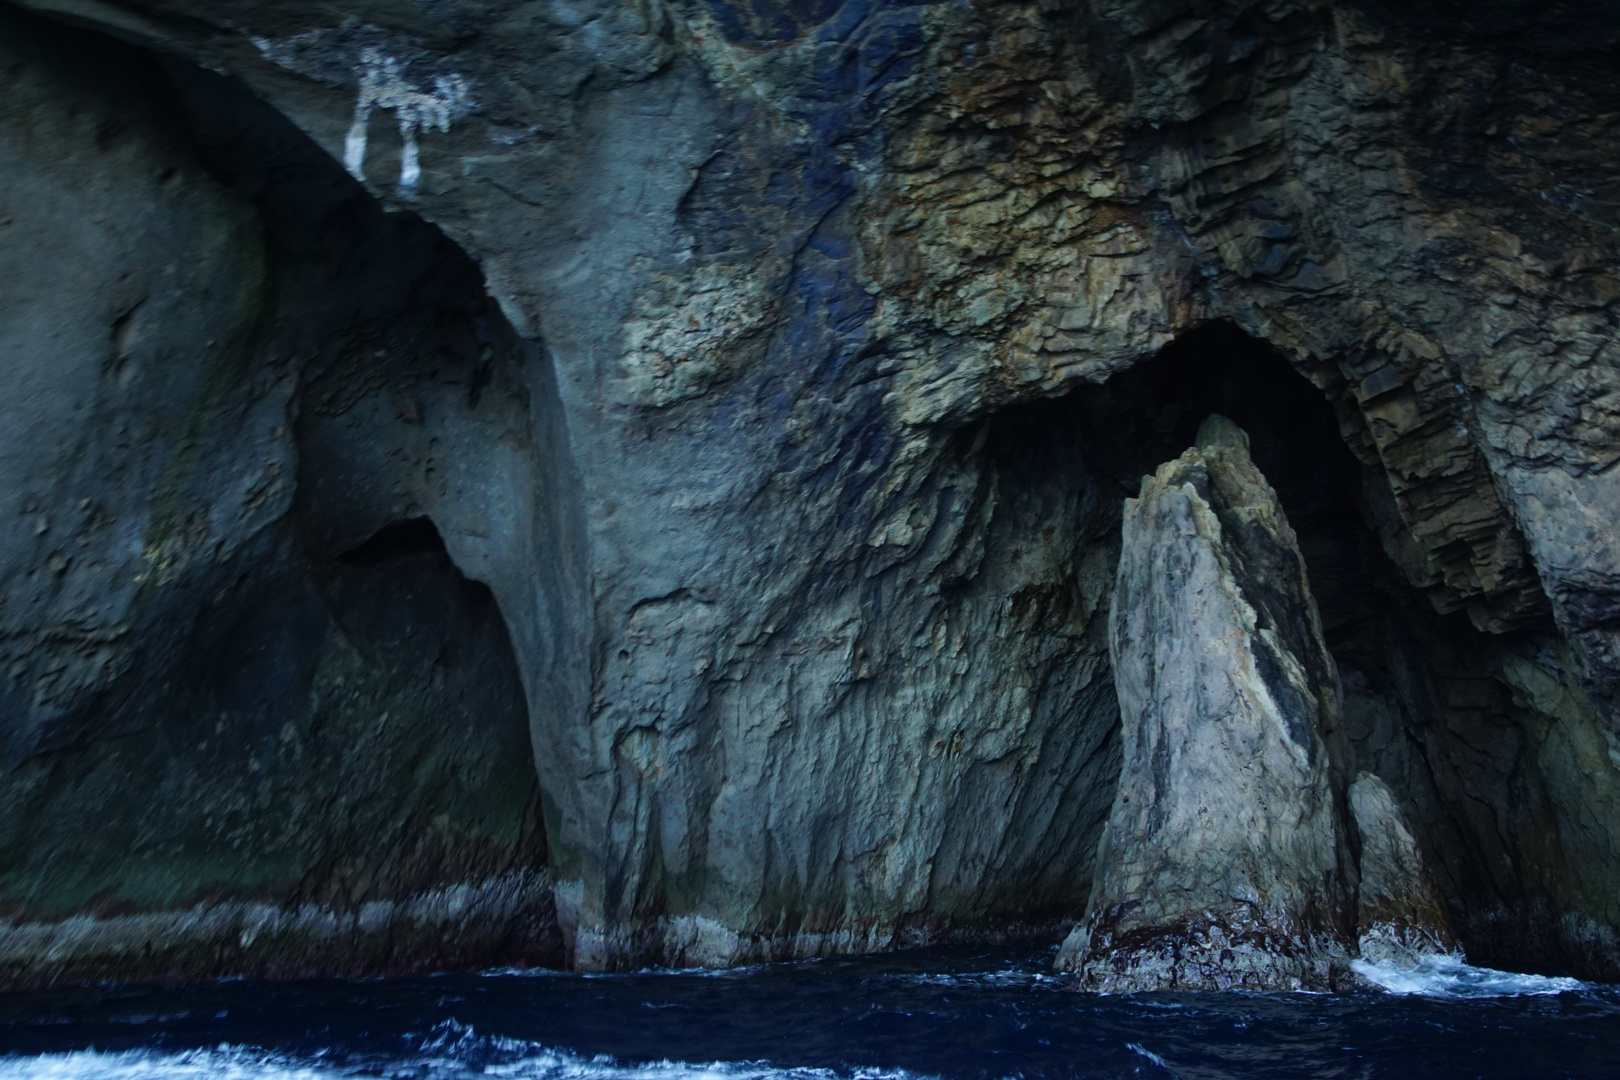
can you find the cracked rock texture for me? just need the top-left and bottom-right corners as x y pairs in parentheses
(2, 0), (1620, 983)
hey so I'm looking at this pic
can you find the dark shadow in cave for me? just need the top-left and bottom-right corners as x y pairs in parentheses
(990, 321), (1581, 975)
(338, 517), (453, 567)
(986, 323), (1418, 678)
(1068, 321), (1411, 673)
(314, 513), (549, 896)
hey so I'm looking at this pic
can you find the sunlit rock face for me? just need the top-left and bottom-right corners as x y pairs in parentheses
(2, 0), (1620, 984)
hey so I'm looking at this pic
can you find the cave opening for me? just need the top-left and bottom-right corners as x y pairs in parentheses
(0, 2), (570, 983)
(988, 322), (1442, 707)
(1067, 321), (1413, 678)
(159, 41), (566, 966)
(312, 511), (551, 909)
(980, 320), (1591, 975)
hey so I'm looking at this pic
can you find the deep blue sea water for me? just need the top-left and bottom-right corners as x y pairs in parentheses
(0, 947), (1616, 1080)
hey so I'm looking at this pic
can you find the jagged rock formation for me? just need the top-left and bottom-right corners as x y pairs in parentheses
(1349, 771), (1458, 964)
(1062, 417), (1469, 990)
(1, 0), (1619, 985)
(1059, 417), (1353, 990)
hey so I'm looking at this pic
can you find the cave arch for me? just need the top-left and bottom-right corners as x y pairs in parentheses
(1016, 321), (1613, 978)
(0, 4), (580, 986)
(951, 320), (1618, 978)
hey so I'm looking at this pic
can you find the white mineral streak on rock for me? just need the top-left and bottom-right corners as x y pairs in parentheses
(249, 34), (473, 194)
(1059, 415), (1354, 991)
(1349, 771), (1459, 965)
(342, 48), (471, 192)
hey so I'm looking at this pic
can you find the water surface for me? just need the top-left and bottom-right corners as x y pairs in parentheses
(0, 946), (1614, 1079)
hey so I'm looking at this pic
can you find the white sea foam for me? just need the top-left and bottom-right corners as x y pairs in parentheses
(0, 1046), (339, 1080)
(480, 1051), (913, 1080)
(0, 1029), (921, 1080)
(1351, 954), (1585, 999)
(417, 1024), (917, 1080)
(1124, 1042), (1168, 1068)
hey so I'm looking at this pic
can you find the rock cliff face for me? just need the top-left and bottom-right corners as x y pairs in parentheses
(2, 0), (1620, 986)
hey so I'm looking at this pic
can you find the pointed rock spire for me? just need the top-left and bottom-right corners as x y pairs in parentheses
(1059, 415), (1355, 991)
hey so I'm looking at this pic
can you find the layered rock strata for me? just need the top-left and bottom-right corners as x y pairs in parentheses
(1059, 417), (1353, 991)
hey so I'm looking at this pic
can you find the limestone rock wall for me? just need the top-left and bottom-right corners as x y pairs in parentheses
(1, 0), (1619, 982)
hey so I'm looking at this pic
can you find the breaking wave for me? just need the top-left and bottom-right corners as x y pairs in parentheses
(0, 1025), (923, 1080)
(1351, 954), (1586, 998)
(0, 1047), (336, 1080)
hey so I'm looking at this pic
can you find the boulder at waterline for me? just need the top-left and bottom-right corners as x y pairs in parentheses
(1350, 771), (1459, 965)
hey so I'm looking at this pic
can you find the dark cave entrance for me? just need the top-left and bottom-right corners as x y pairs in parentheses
(990, 321), (1427, 694)
(338, 517), (456, 567)
(312, 512), (552, 896)
(0, 2), (566, 980)
(158, 47), (562, 949)
(985, 321), (1583, 974)
(1067, 321), (1408, 678)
